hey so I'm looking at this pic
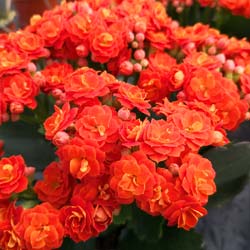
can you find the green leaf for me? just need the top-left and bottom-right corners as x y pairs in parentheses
(61, 238), (95, 250)
(203, 142), (250, 185)
(203, 142), (250, 207)
(118, 227), (203, 250)
(113, 205), (133, 225)
(128, 204), (164, 242)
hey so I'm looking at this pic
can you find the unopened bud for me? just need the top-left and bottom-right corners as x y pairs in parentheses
(235, 65), (245, 75)
(76, 44), (89, 57)
(119, 60), (133, 75)
(215, 53), (226, 64)
(27, 62), (37, 73)
(53, 131), (70, 146)
(118, 107), (131, 120)
(135, 32), (145, 42)
(10, 102), (24, 114)
(134, 21), (147, 33)
(140, 58), (149, 68)
(134, 49), (146, 60)
(224, 59), (235, 72)
(133, 63), (142, 72)
(126, 31), (135, 43)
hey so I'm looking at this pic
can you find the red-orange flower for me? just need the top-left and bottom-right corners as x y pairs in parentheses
(64, 67), (109, 105)
(163, 196), (207, 230)
(0, 155), (28, 200)
(178, 153), (216, 205)
(34, 162), (75, 208)
(75, 105), (119, 149)
(109, 151), (156, 204)
(141, 119), (185, 162)
(2, 72), (39, 110)
(56, 138), (105, 180)
(44, 102), (78, 140)
(59, 196), (94, 242)
(115, 83), (151, 115)
(16, 203), (64, 250)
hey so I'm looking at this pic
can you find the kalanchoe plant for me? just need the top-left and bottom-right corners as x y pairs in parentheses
(0, 0), (250, 249)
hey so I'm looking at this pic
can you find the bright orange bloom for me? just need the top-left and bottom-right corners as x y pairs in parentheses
(115, 83), (151, 115)
(0, 155), (28, 200)
(16, 202), (64, 250)
(56, 138), (105, 180)
(141, 119), (185, 162)
(138, 69), (169, 102)
(34, 162), (75, 208)
(75, 105), (119, 149)
(0, 201), (23, 250)
(109, 151), (156, 204)
(44, 102), (78, 140)
(9, 30), (47, 60)
(64, 67), (109, 105)
(40, 62), (73, 93)
(59, 196), (94, 242)
(163, 196), (207, 230)
(0, 49), (27, 77)
(178, 153), (216, 205)
(168, 108), (214, 151)
(2, 72), (39, 110)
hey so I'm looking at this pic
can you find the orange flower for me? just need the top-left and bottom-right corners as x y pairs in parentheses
(9, 30), (47, 60)
(56, 138), (105, 180)
(138, 69), (169, 102)
(64, 67), (109, 105)
(59, 196), (94, 242)
(0, 201), (23, 250)
(34, 162), (75, 208)
(0, 49), (27, 77)
(44, 102), (78, 140)
(141, 119), (185, 162)
(75, 105), (119, 149)
(163, 196), (207, 230)
(16, 203), (64, 250)
(109, 151), (156, 204)
(115, 83), (151, 115)
(40, 62), (73, 93)
(168, 108), (214, 151)
(0, 155), (28, 200)
(178, 153), (216, 205)
(89, 21), (126, 63)
(2, 72), (39, 110)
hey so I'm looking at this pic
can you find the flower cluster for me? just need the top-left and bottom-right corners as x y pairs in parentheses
(0, 0), (250, 249)
(166, 0), (250, 18)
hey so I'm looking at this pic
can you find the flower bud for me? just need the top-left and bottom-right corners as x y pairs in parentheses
(126, 31), (135, 43)
(10, 102), (24, 114)
(134, 21), (147, 33)
(215, 53), (226, 64)
(223, 59), (235, 72)
(76, 44), (89, 57)
(118, 107), (131, 120)
(27, 62), (37, 73)
(119, 60), (133, 75)
(235, 65), (245, 75)
(140, 58), (149, 68)
(134, 49), (146, 60)
(133, 63), (142, 72)
(53, 131), (70, 146)
(135, 32), (145, 42)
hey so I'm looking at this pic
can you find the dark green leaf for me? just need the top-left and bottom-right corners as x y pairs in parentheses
(113, 205), (132, 225)
(203, 142), (250, 186)
(118, 227), (203, 250)
(128, 204), (164, 242)
(61, 238), (95, 250)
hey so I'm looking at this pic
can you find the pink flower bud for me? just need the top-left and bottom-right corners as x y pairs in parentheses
(53, 131), (70, 146)
(168, 163), (179, 177)
(119, 61), (133, 75)
(131, 41), (139, 49)
(134, 21), (147, 33)
(133, 63), (142, 72)
(207, 46), (217, 55)
(215, 53), (226, 64)
(134, 49), (146, 60)
(140, 58), (149, 68)
(27, 62), (37, 73)
(51, 88), (63, 98)
(217, 38), (229, 50)
(205, 37), (215, 46)
(76, 44), (89, 57)
(126, 31), (135, 43)
(135, 32), (145, 42)
(10, 102), (24, 114)
(25, 167), (35, 177)
(118, 107), (131, 120)
(223, 59), (235, 72)
(235, 65), (245, 74)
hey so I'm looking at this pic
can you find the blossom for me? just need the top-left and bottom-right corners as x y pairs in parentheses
(0, 155), (28, 200)
(15, 202), (64, 250)
(109, 151), (156, 204)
